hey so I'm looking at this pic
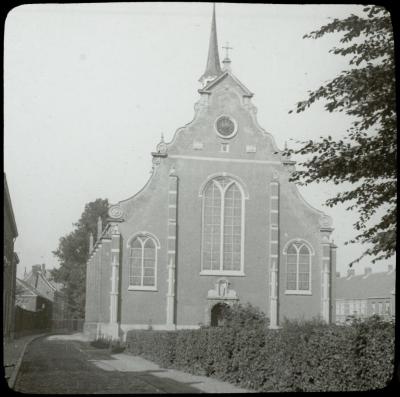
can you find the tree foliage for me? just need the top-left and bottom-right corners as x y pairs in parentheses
(286, 6), (396, 265)
(51, 198), (109, 318)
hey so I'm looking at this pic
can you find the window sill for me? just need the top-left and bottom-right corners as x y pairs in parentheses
(200, 271), (245, 277)
(128, 286), (158, 291)
(285, 290), (312, 295)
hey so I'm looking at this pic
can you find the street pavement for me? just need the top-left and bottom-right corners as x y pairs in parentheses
(13, 334), (251, 394)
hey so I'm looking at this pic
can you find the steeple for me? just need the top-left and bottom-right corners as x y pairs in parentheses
(199, 3), (222, 86)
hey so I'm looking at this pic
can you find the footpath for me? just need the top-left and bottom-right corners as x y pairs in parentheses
(3, 333), (47, 389)
(49, 333), (252, 394)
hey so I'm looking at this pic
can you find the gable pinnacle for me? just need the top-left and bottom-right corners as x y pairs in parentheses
(97, 216), (102, 240)
(89, 232), (94, 252)
(199, 3), (222, 86)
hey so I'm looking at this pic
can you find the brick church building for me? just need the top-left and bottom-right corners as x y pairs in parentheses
(84, 5), (337, 340)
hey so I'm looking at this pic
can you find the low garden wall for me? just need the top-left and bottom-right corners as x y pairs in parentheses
(125, 304), (394, 392)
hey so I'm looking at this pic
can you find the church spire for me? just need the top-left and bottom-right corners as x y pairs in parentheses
(199, 3), (222, 86)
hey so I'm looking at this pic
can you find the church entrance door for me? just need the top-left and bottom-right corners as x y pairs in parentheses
(210, 302), (229, 327)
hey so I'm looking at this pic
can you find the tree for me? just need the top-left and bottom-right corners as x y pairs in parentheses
(285, 6), (396, 265)
(51, 198), (109, 318)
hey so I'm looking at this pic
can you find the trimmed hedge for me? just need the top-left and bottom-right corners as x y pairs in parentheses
(126, 304), (394, 392)
(91, 337), (126, 353)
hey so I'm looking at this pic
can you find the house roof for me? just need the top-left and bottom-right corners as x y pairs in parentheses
(16, 278), (45, 298)
(336, 270), (395, 300)
(23, 267), (65, 299)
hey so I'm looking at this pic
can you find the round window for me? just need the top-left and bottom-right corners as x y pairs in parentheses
(215, 115), (237, 139)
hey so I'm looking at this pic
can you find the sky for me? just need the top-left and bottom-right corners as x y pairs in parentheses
(4, 2), (394, 278)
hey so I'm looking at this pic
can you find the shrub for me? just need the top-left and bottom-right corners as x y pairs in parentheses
(220, 302), (269, 330)
(125, 308), (394, 392)
(350, 316), (395, 390)
(110, 340), (126, 354)
(90, 337), (111, 349)
(90, 337), (126, 354)
(126, 330), (177, 367)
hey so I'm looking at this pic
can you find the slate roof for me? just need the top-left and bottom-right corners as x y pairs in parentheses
(336, 269), (395, 300)
(16, 278), (46, 299)
(23, 268), (65, 299)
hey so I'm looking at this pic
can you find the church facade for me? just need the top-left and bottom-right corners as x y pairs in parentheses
(84, 6), (337, 340)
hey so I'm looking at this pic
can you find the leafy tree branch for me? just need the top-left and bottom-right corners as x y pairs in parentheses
(51, 198), (109, 317)
(285, 6), (396, 265)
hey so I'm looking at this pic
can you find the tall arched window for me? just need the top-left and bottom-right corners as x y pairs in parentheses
(285, 241), (312, 293)
(128, 234), (158, 290)
(202, 176), (244, 274)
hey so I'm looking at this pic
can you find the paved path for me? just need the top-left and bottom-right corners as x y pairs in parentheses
(14, 334), (250, 394)
(3, 333), (47, 388)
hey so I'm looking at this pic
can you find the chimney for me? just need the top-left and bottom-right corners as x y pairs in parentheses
(42, 263), (46, 272)
(364, 267), (372, 277)
(32, 264), (41, 274)
(347, 268), (355, 278)
(336, 272), (340, 278)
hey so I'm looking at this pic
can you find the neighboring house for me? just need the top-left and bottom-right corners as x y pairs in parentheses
(15, 278), (52, 315)
(3, 173), (19, 339)
(84, 5), (337, 341)
(15, 278), (53, 334)
(336, 265), (395, 324)
(23, 264), (67, 328)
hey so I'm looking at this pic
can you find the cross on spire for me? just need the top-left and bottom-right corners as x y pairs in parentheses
(222, 42), (233, 59)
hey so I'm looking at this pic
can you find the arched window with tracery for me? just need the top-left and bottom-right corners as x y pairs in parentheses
(128, 234), (158, 290)
(201, 176), (245, 274)
(285, 241), (312, 293)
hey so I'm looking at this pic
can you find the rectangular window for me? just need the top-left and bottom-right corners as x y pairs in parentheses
(220, 143), (229, 152)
